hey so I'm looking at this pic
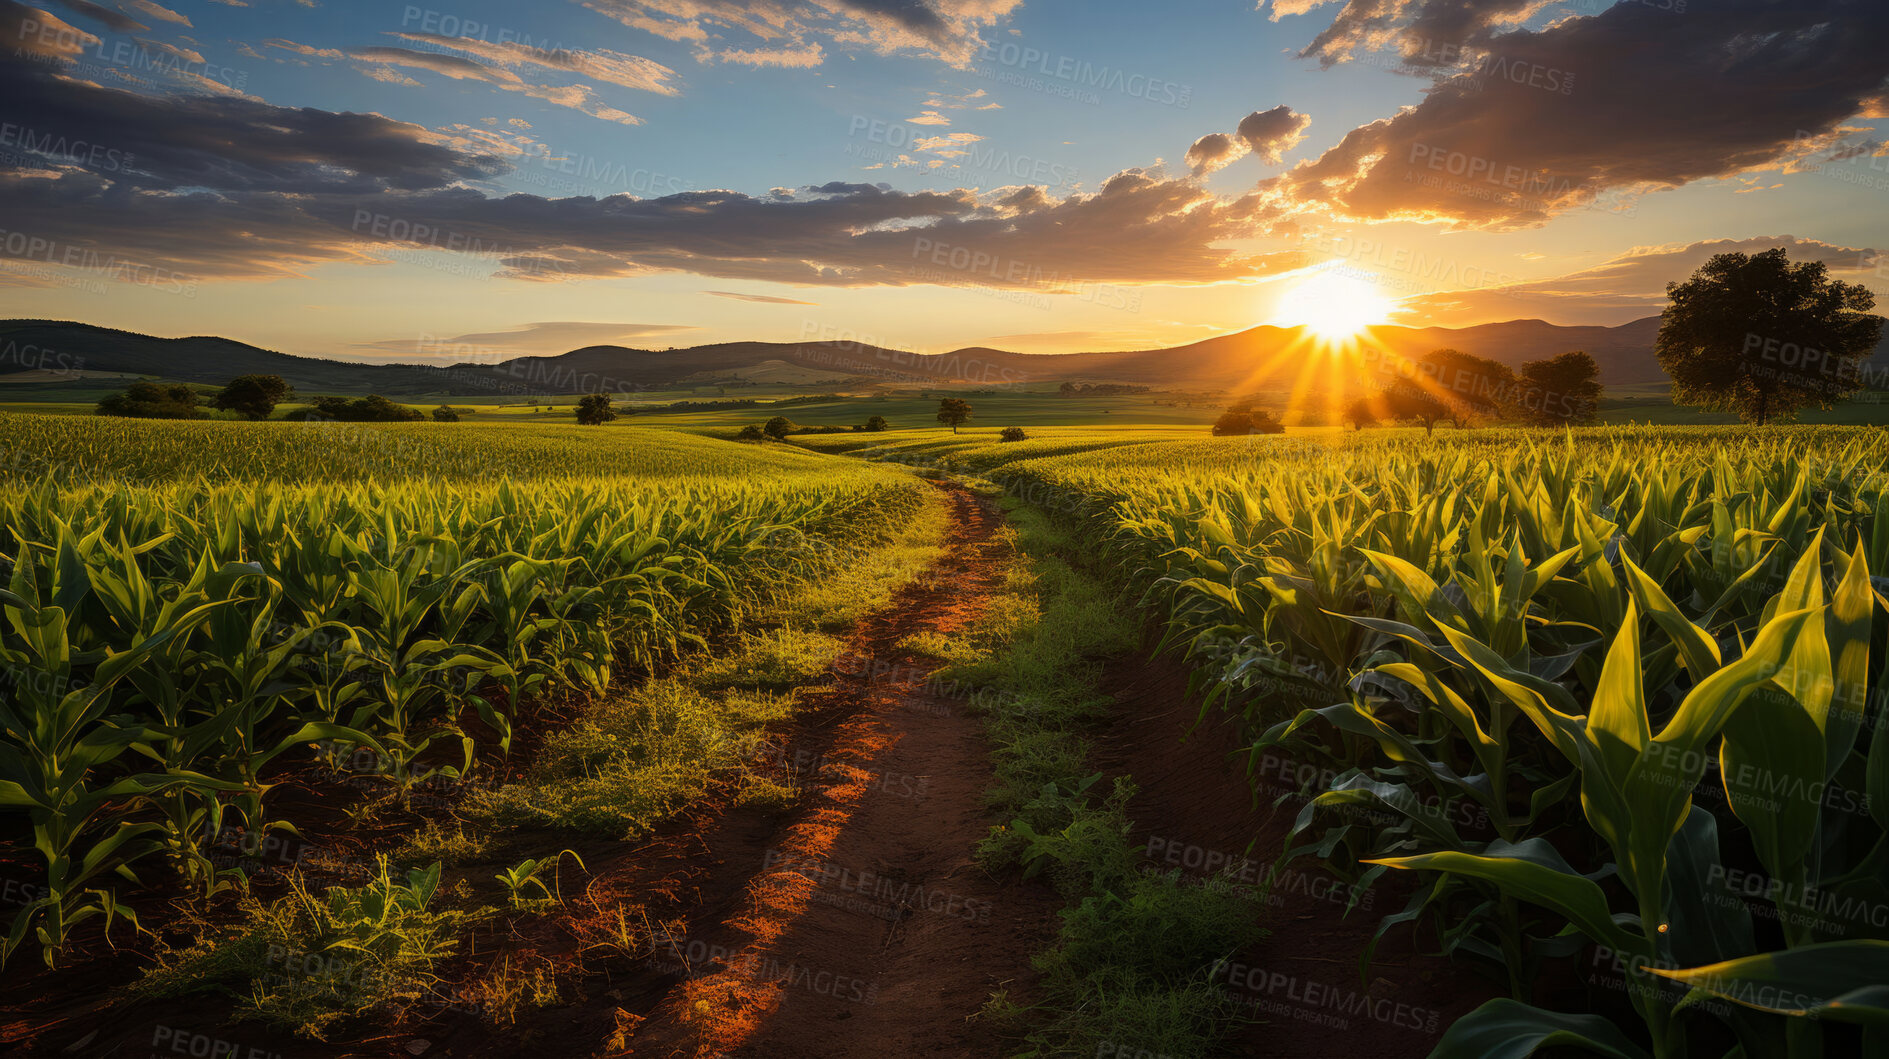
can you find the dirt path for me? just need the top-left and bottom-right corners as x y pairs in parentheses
(581, 481), (1062, 1058)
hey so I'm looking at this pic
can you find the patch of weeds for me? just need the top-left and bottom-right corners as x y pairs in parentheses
(396, 820), (497, 867)
(689, 627), (845, 691)
(455, 954), (563, 1025)
(135, 858), (486, 1040)
(464, 681), (786, 837)
(896, 629), (981, 665)
(733, 775), (800, 811)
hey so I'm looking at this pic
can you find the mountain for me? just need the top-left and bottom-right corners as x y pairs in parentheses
(6, 315), (1875, 398)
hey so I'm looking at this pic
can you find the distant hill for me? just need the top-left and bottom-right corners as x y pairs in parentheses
(0, 320), (467, 395)
(4, 315), (1882, 398)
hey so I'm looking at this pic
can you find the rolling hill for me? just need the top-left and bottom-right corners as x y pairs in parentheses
(4, 316), (1880, 399)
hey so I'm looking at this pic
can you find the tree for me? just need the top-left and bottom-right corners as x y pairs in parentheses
(1656, 248), (1883, 425)
(575, 392), (618, 425)
(431, 405), (461, 423)
(1000, 426), (1028, 442)
(213, 374), (293, 420)
(1381, 379), (1449, 435)
(1211, 399), (1286, 436)
(1511, 351), (1602, 426)
(936, 397), (971, 433)
(1342, 396), (1380, 431)
(1417, 349), (1514, 427)
(95, 381), (205, 419)
(287, 394), (423, 422)
(864, 415), (889, 432)
(736, 424), (765, 440)
(763, 415), (795, 439)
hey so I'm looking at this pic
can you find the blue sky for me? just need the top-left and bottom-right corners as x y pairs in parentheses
(0, 0), (1884, 361)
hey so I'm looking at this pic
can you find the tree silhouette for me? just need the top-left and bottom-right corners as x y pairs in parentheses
(1657, 248), (1882, 424)
(213, 374), (293, 420)
(575, 393), (618, 425)
(936, 397), (971, 433)
(1512, 351), (1602, 426)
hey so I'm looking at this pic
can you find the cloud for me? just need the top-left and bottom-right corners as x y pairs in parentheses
(1186, 106), (1310, 176)
(1186, 133), (1247, 177)
(1236, 106), (1312, 164)
(706, 290), (820, 304)
(0, 18), (505, 196)
(120, 0), (188, 28)
(349, 46), (647, 125)
(578, 0), (1020, 68)
(715, 41), (825, 67)
(46, 0), (145, 32)
(1392, 235), (1884, 326)
(1263, 0), (1546, 67)
(1264, 0), (1889, 229)
(0, 2), (1268, 293)
(388, 32), (681, 95)
(350, 321), (700, 358)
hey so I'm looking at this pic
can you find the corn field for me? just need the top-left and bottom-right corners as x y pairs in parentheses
(985, 426), (1889, 1058)
(0, 415), (928, 967)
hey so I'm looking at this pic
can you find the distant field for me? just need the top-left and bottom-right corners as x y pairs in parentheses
(14, 378), (1889, 428)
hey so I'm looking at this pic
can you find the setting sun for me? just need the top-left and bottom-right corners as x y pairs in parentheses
(1282, 270), (1397, 341)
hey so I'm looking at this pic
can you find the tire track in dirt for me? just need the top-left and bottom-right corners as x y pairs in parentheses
(606, 481), (1064, 1058)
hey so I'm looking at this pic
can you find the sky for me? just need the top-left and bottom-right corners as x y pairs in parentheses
(0, 0), (1884, 364)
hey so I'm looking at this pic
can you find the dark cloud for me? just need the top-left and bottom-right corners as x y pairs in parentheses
(0, 0), (1265, 292)
(0, 5), (505, 194)
(1267, 0), (1889, 228)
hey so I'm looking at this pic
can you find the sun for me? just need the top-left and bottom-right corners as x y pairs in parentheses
(1282, 270), (1395, 341)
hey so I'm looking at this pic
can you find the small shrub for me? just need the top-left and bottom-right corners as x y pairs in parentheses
(1000, 426), (1029, 442)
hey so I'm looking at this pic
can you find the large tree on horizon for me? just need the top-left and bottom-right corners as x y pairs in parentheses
(213, 374), (293, 420)
(936, 397), (972, 433)
(1656, 248), (1882, 425)
(1511, 351), (1602, 426)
